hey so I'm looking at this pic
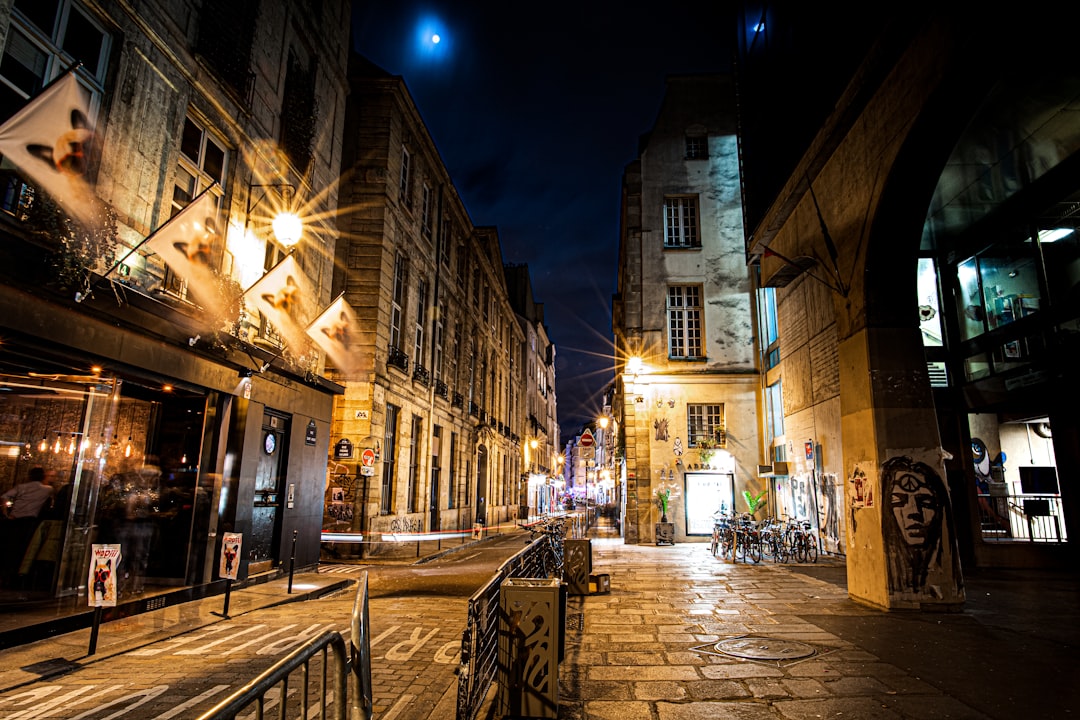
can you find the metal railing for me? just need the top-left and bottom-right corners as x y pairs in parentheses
(196, 571), (373, 720)
(978, 492), (1068, 542)
(456, 535), (550, 720)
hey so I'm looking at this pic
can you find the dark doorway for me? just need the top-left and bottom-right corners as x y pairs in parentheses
(250, 410), (288, 574)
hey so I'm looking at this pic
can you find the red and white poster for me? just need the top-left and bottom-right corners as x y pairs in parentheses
(219, 532), (242, 580)
(88, 544), (121, 607)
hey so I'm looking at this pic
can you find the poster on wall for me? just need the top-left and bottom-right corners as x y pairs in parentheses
(849, 462), (874, 508)
(219, 532), (242, 580)
(88, 544), (121, 607)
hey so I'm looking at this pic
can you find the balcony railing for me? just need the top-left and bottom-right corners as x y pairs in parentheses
(978, 492), (1068, 543)
(434, 379), (448, 398)
(412, 363), (430, 386)
(388, 346), (409, 372)
(451, 392), (464, 409)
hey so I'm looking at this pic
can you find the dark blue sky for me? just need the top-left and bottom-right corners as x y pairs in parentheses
(350, 2), (733, 435)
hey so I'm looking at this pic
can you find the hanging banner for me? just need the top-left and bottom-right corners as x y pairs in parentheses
(244, 255), (314, 352)
(306, 294), (361, 374)
(88, 544), (121, 607)
(219, 532), (243, 580)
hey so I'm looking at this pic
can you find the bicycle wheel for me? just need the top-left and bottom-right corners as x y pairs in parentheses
(805, 534), (818, 563)
(792, 535), (807, 563)
(720, 529), (734, 560)
(747, 535), (762, 563)
(771, 536), (788, 563)
(710, 528), (719, 556)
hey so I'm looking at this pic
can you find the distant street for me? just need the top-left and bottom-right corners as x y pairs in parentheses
(0, 533), (530, 720)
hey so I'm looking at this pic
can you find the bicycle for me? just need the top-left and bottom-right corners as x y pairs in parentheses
(733, 514), (762, 563)
(524, 518), (566, 577)
(759, 518), (788, 563)
(711, 512), (736, 561)
(785, 519), (818, 563)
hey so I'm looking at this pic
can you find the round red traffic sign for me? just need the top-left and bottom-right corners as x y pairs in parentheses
(579, 430), (595, 447)
(361, 448), (376, 466)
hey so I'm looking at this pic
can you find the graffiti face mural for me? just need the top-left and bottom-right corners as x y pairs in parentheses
(881, 455), (961, 598)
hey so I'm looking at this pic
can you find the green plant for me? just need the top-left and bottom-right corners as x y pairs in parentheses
(653, 479), (681, 522)
(743, 489), (767, 516)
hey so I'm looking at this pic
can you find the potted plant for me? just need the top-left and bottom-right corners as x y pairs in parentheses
(743, 489), (768, 517)
(653, 479), (680, 545)
(697, 436), (719, 466)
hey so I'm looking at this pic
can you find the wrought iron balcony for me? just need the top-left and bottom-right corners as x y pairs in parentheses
(435, 380), (448, 398)
(388, 346), (409, 372)
(452, 392), (464, 408)
(412, 363), (430, 386)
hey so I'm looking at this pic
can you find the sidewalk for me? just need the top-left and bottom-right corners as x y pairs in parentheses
(0, 570), (353, 693)
(563, 526), (1080, 720)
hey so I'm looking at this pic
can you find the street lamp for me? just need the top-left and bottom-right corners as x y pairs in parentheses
(247, 182), (303, 249)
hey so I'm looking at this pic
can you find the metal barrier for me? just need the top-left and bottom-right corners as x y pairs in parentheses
(196, 571), (373, 720)
(456, 536), (550, 720)
(978, 492), (1068, 542)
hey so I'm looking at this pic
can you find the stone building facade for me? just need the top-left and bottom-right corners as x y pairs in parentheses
(0, 0), (350, 631)
(737, 3), (1079, 609)
(612, 75), (761, 544)
(329, 56), (530, 555)
(505, 263), (560, 518)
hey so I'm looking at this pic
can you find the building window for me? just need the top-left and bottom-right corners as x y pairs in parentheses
(668, 285), (703, 359)
(414, 278), (428, 364)
(391, 254), (408, 350)
(407, 414), (422, 513)
(280, 48), (317, 174)
(434, 308), (444, 382)
(688, 403), (724, 448)
(664, 196), (699, 248)
(195, 0), (256, 102)
(168, 115), (227, 294)
(1, 0), (110, 122)
(917, 258), (943, 347)
(447, 431), (457, 509)
(766, 380), (784, 442)
(685, 135), (708, 159)
(399, 146), (412, 209)
(421, 183), (433, 239)
(759, 287), (779, 369)
(440, 220), (452, 267)
(381, 404), (400, 514)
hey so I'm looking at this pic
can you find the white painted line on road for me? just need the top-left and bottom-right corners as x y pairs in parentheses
(3, 684), (124, 719)
(380, 693), (416, 720)
(176, 624), (268, 654)
(383, 627), (440, 662)
(370, 624), (399, 648)
(224, 623), (299, 655)
(156, 685), (230, 718)
(68, 684), (168, 719)
(452, 552), (480, 563)
(129, 626), (228, 656)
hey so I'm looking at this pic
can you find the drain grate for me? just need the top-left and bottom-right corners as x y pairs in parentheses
(713, 636), (816, 661)
(565, 612), (584, 631)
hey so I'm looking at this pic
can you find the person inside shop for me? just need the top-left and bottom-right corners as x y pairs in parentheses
(1, 467), (55, 587)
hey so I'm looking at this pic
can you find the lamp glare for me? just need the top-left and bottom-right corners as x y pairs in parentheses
(272, 212), (303, 247)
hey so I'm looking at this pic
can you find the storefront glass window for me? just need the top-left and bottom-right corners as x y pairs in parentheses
(917, 258), (943, 347)
(956, 257), (985, 341)
(977, 251), (1040, 330)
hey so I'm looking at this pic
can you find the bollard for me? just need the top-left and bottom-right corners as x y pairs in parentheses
(498, 577), (561, 719)
(287, 529), (298, 594)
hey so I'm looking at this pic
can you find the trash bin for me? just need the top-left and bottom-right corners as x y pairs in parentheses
(498, 577), (562, 719)
(563, 538), (592, 595)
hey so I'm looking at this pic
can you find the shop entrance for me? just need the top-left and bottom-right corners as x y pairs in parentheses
(250, 410), (288, 575)
(684, 472), (733, 535)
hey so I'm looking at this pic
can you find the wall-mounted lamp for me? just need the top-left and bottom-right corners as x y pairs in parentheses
(247, 183), (302, 249)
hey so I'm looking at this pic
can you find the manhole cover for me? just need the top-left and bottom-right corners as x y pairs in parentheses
(713, 637), (816, 661)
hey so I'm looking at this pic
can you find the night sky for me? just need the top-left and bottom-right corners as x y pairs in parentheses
(350, 2), (733, 437)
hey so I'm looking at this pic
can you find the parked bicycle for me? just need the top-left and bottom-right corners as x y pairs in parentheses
(523, 518), (566, 577)
(759, 517), (789, 563)
(785, 519), (818, 563)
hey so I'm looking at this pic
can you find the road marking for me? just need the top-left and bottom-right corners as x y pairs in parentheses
(67, 685), (168, 720)
(157, 685), (230, 718)
(380, 693), (416, 720)
(370, 624), (399, 648)
(384, 627), (439, 662)
(176, 624), (268, 654)
(3, 685), (125, 719)
(224, 624), (300, 655)
(452, 552), (480, 563)
(129, 626), (228, 656)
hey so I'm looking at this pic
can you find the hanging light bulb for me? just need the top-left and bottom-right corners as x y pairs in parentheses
(53, 434), (62, 454)
(80, 436), (90, 452)
(39, 435), (48, 452)
(181, 452), (188, 465)
(67, 434), (77, 454)
(124, 437), (132, 458)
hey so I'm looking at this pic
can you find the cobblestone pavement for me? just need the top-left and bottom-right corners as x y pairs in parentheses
(1, 531), (1077, 719)
(559, 537), (1079, 720)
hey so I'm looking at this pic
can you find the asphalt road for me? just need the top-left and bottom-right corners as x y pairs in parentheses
(0, 533), (530, 720)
